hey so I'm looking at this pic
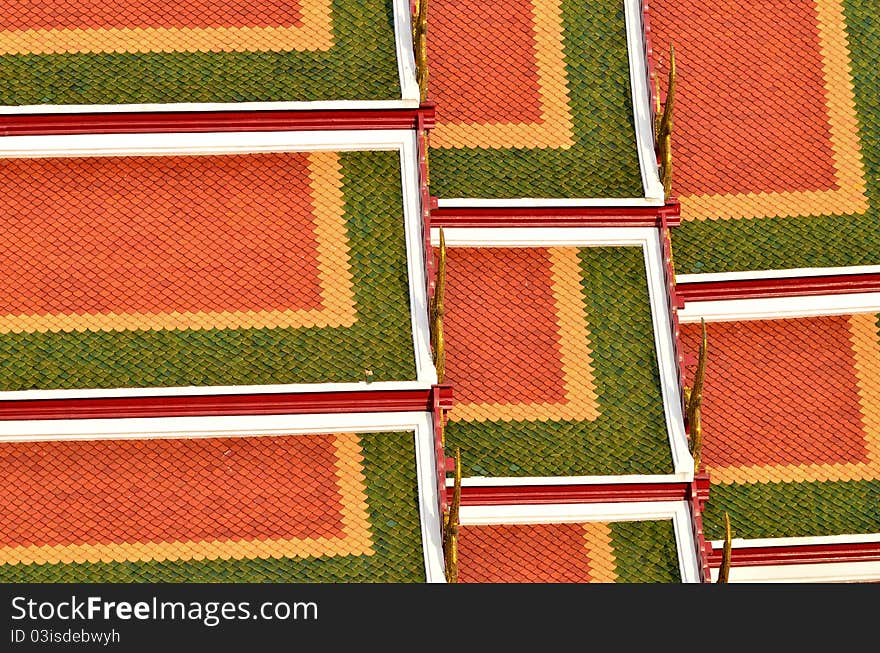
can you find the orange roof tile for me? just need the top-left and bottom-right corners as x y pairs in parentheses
(0, 433), (374, 565)
(443, 246), (597, 423)
(650, 0), (869, 230)
(458, 519), (683, 583)
(681, 314), (880, 484)
(0, 151), (352, 334)
(458, 522), (618, 583)
(0, 1), (306, 31)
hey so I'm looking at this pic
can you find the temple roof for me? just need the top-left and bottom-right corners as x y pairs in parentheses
(0, 0), (413, 109)
(442, 241), (681, 478)
(427, 0), (650, 202)
(0, 429), (430, 582)
(0, 144), (427, 394)
(458, 518), (682, 583)
(682, 314), (880, 540)
(651, 0), (880, 274)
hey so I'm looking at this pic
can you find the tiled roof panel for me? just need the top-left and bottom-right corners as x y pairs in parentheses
(427, 0), (644, 199)
(443, 245), (673, 477)
(652, 0), (880, 273)
(0, 431), (427, 582)
(681, 315), (880, 539)
(0, 1), (402, 106)
(458, 520), (682, 583)
(0, 149), (418, 391)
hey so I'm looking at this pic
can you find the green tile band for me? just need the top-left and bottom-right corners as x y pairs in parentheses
(703, 479), (880, 540)
(611, 520), (682, 583)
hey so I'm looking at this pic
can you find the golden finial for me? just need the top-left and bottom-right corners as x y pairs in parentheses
(431, 227), (446, 382)
(443, 447), (462, 583)
(656, 43), (676, 199)
(716, 512), (732, 583)
(413, 0), (429, 102)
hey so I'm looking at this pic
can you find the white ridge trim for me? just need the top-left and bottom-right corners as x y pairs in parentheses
(710, 561), (880, 583)
(0, 129), (437, 400)
(677, 264), (880, 284)
(709, 532), (880, 549)
(624, 0), (664, 202)
(394, 0), (421, 104)
(460, 501), (701, 582)
(436, 196), (664, 209)
(679, 292), (880, 323)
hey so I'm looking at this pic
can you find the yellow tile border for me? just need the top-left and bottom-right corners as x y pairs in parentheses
(431, 0), (574, 149)
(681, 0), (868, 222)
(0, 433), (375, 566)
(0, 1), (333, 55)
(583, 522), (618, 583)
(0, 151), (357, 335)
(708, 313), (880, 485)
(449, 247), (599, 423)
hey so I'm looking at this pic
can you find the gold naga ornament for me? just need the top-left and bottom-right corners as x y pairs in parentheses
(655, 43), (676, 200)
(413, 0), (429, 102)
(442, 447), (462, 583)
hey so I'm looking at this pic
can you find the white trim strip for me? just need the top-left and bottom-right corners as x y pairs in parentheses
(453, 473), (689, 487)
(0, 129), (437, 400)
(0, 100), (419, 115)
(460, 501), (701, 583)
(0, 410), (446, 582)
(429, 227), (693, 479)
(679, 292), (880, 323)
(436, 196), (664, 209)
(710, 533), (880, 549)
(710, 561), (880, 583)
(623, 0), (664, 202)
(677, 265), (880, 284)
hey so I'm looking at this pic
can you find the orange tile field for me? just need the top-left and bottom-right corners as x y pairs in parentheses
(429, 0), (574, 149)
(0, 151), (356, 334)
(681, 314), (880, 484)
(458, 522), (618, 583)
(443, 247), (599, 423)
(650, 0), (868, 221)
(0, 0), (332, 55)
(0, 433), (375, 565)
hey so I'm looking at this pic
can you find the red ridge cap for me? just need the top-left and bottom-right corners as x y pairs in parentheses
(707, 540), (880, 568)
(431, 202), (681, 228)
(677, 273), (880, 303)
(449, 482), (689, 506)
(0, 105), (437, 136)
(0, 388), (444, 421)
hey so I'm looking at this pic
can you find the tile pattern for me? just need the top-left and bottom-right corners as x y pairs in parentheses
(0, 431), (427, 582)
(427, 0), (643, 199)
(0, 1), (400, 105)
(458, 520), (681, 583)
(0, 150), (417, 391)
(443, 246), (673, 477)
(651, 0), (880, 273)
(681, 315), (880, 538)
